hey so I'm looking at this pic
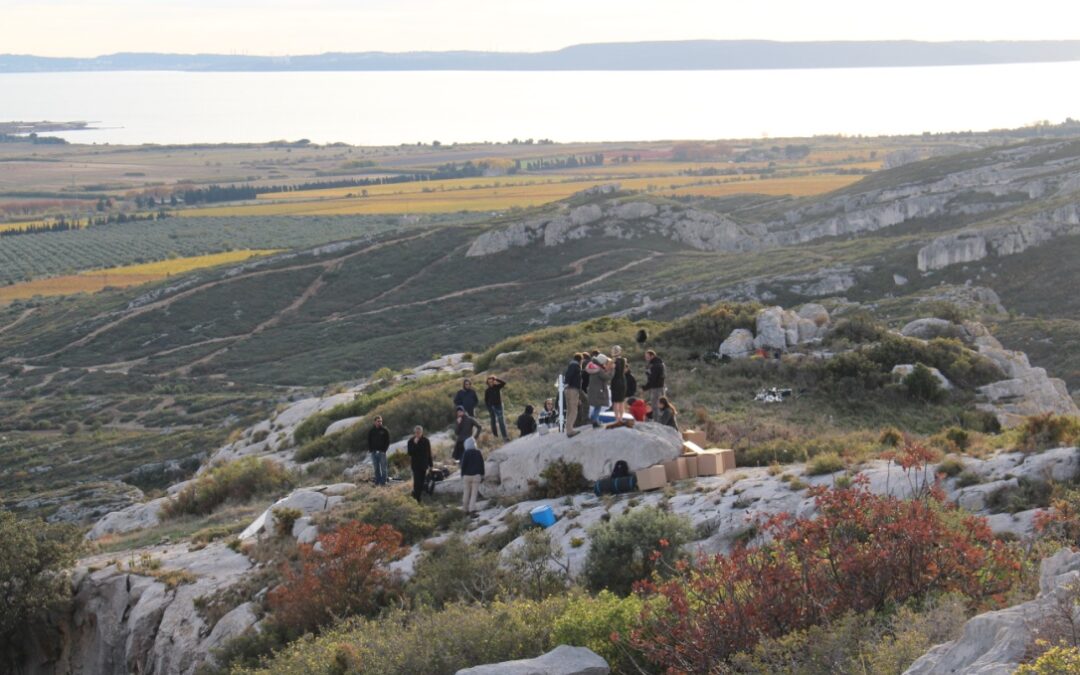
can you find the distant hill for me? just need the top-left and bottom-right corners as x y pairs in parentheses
(5, 40), (1080, 72)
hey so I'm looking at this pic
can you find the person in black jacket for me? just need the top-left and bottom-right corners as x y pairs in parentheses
(460, 437), (485, 515)
(625, 366), (638, 400)
(407, 425), (433, 503)
(368, 415), (391, 486)
(516, 404), (537, 437)
(642, 350), (666, 420)
(453, 379), (479, 416)
(563, 354), (583, 437)
(484, 375), (508, 438)
(452, 406), (482, 462)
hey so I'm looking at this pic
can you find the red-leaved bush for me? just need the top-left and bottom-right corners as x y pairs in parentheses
(269, 521), (405, 635)
(627, 480), (1023, 673)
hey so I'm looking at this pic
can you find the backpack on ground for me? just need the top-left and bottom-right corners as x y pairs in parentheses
(612, 460), (630, 479)
(594, 474), (638, 496)
(425, 467), (448, 495)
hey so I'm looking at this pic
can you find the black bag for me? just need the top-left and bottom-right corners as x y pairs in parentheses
(612, 460), (630, 479)
(425, 468), (447, 495)
(593, 475), (637, 496)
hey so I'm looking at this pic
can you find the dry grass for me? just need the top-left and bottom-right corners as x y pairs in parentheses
(0, 219), (78, 233)
(0, 249), (280, 303)
(661, 174), (865, 197)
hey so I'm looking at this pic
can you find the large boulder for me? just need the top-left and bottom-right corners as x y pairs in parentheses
(456, 645), (609, 675)
(904, 549), (1080, 674)
(892, 364), (953, 390)
(85, 497), (168, 541)
(484, 423), (683, 496)
(753, 306), (787, 351)
(239, 484), (355, 540)
(719, 329), (755, 359)
(324, 416), (364, 436)
(900, 317), (967, 342)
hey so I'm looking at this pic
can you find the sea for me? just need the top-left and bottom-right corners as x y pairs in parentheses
(2, 62), (1080, 145)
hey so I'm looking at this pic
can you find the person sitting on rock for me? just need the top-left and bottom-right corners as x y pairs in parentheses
(656, 396), (679, 430)
(453, 378), (479, 416)
(628, 397), (649, 422)
(460, 437), (485, 516)
(538, 398), (557, 428)
(452, 406), (482, 462)
(516, 404), (537, 437)
(484, 375), (508, 439)
(407, 425), (433, 503)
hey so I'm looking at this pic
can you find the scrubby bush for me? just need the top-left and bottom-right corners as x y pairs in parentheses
(163, 458), (292, 518)
(408, 535), (502, 608)
(1035, 483), (1080, 546)
(504, 528), (569, 600)
(944, 427), (972, 451)
(903, 363), (947, 403)
(827, 312), (887, 344)
(237, 597), (570, 675)
(1016, 644), (1080, 674)
(1020, 414), (1080, 452)
(806, 451), (845, 476)
(0, 510), (81, 668)
(584, 506), (695, 595)
(867, 336), (1001, 389)
(629, 482), (1023, 671)
(654, 302), (761, 353)
(880, 426), (904, 447)
(937, 455), (966, 478)
(269, 521), (404, 636)
(528, 458), (588, 499)
(272, 507), (303, 537)
(354, 490), (437, 544)
(824, 350), (886, 389)
(553, 591), (647, 673)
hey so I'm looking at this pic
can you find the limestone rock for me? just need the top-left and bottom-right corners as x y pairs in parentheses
(614, 201), (658, 220)
(904, 549), (1080, 674)
(240, 485), (355, 540)
(900, 318), (966, 342)
(85, 497), (168, 541)
(456, 645), (610, 675)
(485, 423), (683, 496)
(719, 329), (755, 359)
(203, 602), (258, 653)
(569, 204), (603, 226)
(324, 416), (364, 436)
(892, 364), (953, 390)
(917, 233), (988, 272)
(753, 306), (787, 351)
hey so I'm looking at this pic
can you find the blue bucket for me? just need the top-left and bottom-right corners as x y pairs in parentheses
(530, 504), (557, 528)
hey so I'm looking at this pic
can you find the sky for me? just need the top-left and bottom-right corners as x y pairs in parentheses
(2, 0), (1079, 58)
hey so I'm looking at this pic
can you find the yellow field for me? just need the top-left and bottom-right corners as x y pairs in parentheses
(660, 174), (866, 198)
(254, 174), (572, 201)
(0, 220), (67, 234)
(0, 250), (280, 303)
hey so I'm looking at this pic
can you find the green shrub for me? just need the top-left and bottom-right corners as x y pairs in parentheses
(880, 427), (904, 447)
(163, 458), (292, 518)
(553, 591), (647, 673)
(355, 490), (437, 544)
(273, 507), (303, 537)
(654, 302), (761, 353)
(408, 535), (503, 608)
(867, 336), (1001, 389)
(903, 364), (946, 403)
(959, 409), (1002, 434)
(825, 351), (885, 389)
(827, 312), (887, 344)
(937, 455), (965, 478)
(584, 506), (694, 595)
(504, 528), (569, 601)
(1015, 644), (1080, 674)
(944, 427), (971, 451)
(987, 477), (1053, 514)
(806, 452), (845, 476)
(528, 459), (589, 499)
(1020, 414), (1080, 452)
(292, 434), (340, 463)
(956, 470), (983, 488)
(0, 511), (81, 669)
(236, 598), (570, 675)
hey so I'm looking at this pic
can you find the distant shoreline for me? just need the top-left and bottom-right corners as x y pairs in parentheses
(4, 39), (1080, 73)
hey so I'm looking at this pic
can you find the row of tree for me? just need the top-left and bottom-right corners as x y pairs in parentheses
(515, 154), (605, 171)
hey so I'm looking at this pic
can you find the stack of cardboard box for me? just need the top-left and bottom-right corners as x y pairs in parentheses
(634, 429), (738, 491)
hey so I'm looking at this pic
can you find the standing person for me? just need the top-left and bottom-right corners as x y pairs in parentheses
(407, 425), (433, 503)
(625, 366), (638, 400)
(367, 415), (391, 486)
(578, 353), (592, 429)
(538, 398), (557, 429)
(642, 350), (666, 420)
(460, 437), (485, 516)
(656, 397), (679, 430)
(586, 354), (613, 428)
(563, 354), (583, 437)
(453, 378), (479, 417)
(484, 375), (508, 439)
(609, 345), (628, 423)
(452, 406), (482, 462)
(516, 404), (537, 437)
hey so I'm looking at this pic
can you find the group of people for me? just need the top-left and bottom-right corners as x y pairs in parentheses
(365, 348), (679, 516)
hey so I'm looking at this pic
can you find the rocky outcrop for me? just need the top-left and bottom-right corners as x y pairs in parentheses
(719, 329), (755, 359)
(900, 317), (968, 342)
(976, 343), (1080, 428)
(456, 645), (610, 675)
(480, 423), (683, 497)
(239, 483), (356, 541)
(905, 548), (1080, 674)
(892, 364), (953, 390)
(719, 304), (830, 358)
(86, 497), (168, 541)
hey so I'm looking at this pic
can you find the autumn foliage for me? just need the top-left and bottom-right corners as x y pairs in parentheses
(628, 480), (1023, 673)
(269, 521), (405, 635)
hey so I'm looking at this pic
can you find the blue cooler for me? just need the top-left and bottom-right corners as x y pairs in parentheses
(530, 504), (557, 528)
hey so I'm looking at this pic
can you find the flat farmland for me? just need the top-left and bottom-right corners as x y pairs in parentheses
(660, 173), (866, 197)
(0, 249), (279, 303)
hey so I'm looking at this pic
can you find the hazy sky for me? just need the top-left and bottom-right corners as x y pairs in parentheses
(3, 0), (1079, 57)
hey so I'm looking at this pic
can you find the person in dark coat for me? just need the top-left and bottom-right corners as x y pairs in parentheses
(516, 405), (537, 437)
(642, 350), (666, 420)
(563, 354), (583, 437)
(625, 366), (638, 399)
(453, 378), (479, 416)
(460, 437), (485, 515)
(484, 375), (508, 438)
(368, 415), (391, 486)
(656, 397), (679, 431)
(407, 425), (433, 503)
(452, 406), (482, 462)
(609, 345), (628, 422)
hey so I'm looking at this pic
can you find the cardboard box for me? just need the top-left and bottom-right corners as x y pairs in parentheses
(663, 456), (688, 482)
(636, 464), (668, 491)
(682, 454), (699, 478)
(682, 429), (707, 447)
(698, 448), (737, 475)
(682, 441), (705, 456)
(714, 448), (736, 472)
